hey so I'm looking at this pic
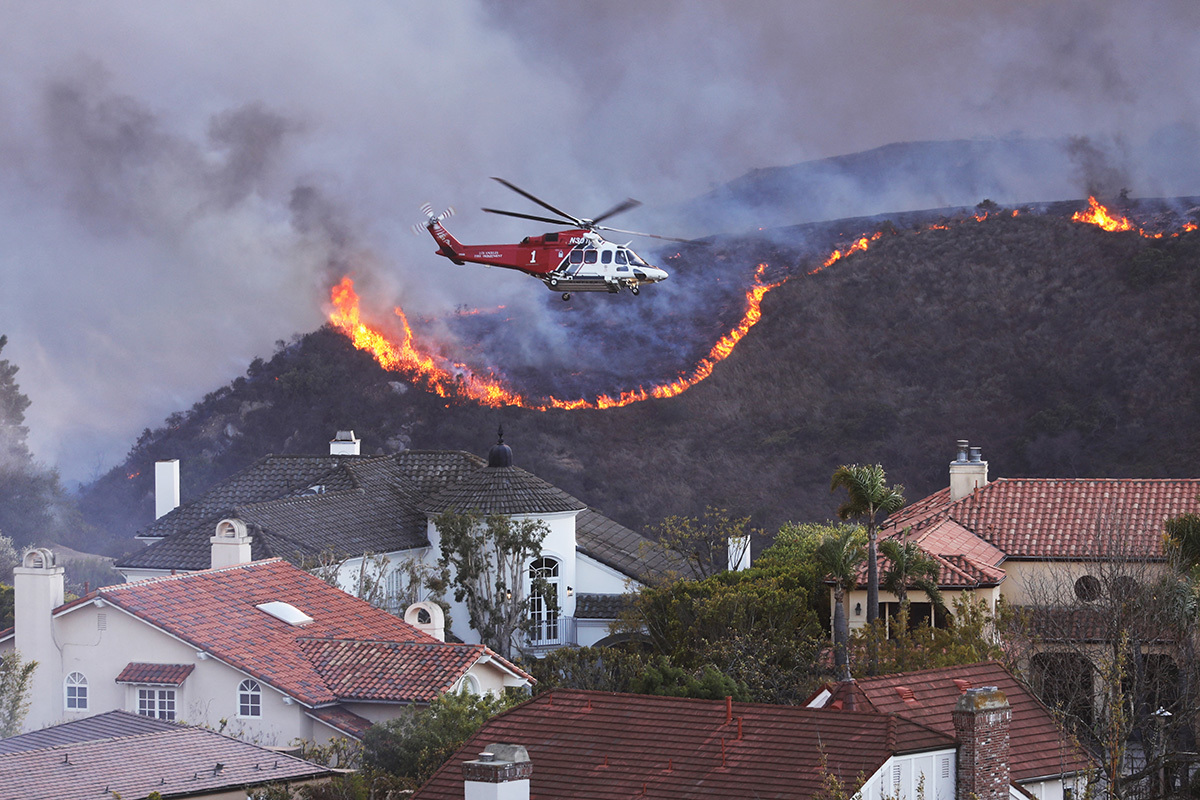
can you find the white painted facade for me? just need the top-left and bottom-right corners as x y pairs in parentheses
(859, 748), (957, 800)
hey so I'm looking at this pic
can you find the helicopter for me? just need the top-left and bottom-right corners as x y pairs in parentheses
(417, 178), (688, 301)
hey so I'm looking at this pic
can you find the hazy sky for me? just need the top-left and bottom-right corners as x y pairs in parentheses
(1, 1), (1197, 482)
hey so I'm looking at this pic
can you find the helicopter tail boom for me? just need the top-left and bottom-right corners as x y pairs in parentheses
(427, 219), (467, 265)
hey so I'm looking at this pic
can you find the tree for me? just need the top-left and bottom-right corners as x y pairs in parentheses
(362, 690), (518, 789)
(428, 510), (550, 660)
(640, 506), (757, 580)
(879, 537), (944, 609)
(847, 595), (1002, 676)
(813, 525), (866, 680)
(0, 650), (37, 737)
(830, 464), (905, 627)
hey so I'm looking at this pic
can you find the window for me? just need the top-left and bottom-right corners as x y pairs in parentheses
(529, 557), (561, 645)
(583, 250), (598, 264)
(65, 672), (88, 711)
(238, 679), (262, 718)
(569, 249), (584, 264)
(1074, 574), (1101, 601)
(601, 250), (613, 264)
(138, 688), (176, 720)
(614, 250), (628, 264)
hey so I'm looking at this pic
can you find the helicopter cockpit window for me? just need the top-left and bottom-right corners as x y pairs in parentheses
(627, 251), (647, 266)
(614, 250), (628, 264)
(569, 250), (584, 264)
(601, 250), (613, 264)
(584, 250), (598, 264)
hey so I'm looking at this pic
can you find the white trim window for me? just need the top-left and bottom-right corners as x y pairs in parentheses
(137, 687), (177, 720)
(64, 672), (88, 711)
(238, 679), (262, 718)
(529, 556), (561, 645)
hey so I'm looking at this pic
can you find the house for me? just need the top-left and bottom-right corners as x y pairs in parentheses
(837, 440), (1200, 635)
(0, 543), (530, 739)
(410, 686), (1032, 800)
(117, 431), (667, 651)
(0, 710), (333, 800)
(806, 661), (1091, 800)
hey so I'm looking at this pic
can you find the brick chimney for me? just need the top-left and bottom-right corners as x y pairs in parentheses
(155, 459), (180, 519)
(953, 686), (1011, 800)
(330, 430), (360, 455)
(949, 440), (988, 502)
(463, 743), (532, 800)
(211, 518), (253, 569)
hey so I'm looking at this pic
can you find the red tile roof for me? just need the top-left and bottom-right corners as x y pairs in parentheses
(299, 639), (489, 703)
(65, 558), (529, 707)
(307, 705), (375, 739)
(115, 662), (195, 686)
(821, 661), (1091, 783)
(890, 478), (1200, 561)
(414, 689), (955, 800)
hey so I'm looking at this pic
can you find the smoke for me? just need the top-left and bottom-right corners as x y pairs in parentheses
(0, 1), (1198, 482)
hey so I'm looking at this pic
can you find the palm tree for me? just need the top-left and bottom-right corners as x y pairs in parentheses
(879, 537), (944, 611)
(815, 526), (866, 680)
(830, 464), (905, 626)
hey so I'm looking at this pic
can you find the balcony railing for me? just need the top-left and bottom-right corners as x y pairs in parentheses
(526, 615), (577, 649)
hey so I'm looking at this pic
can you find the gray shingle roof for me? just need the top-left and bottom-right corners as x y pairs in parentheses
(0, 710), (174, 755)
(418, 466), (587, 516)
(0, 711), (332, 799)
(118, 447), (663, 582)
(574, 593), (634, 619)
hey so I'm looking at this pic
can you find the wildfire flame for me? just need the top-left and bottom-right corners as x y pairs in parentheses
(1071, 196), (1196, 239)
(328, 265), (784, 411)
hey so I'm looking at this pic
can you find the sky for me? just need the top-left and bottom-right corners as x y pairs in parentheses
(1, 0), (1198, 483)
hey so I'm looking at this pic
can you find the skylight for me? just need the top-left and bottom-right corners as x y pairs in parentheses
(256, 601), (314, 627)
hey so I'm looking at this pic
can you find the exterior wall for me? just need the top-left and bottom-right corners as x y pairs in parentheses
(1018, 775), (1087, 800)
(857, 748), (956, 800)
(837, 587), (1001, 633)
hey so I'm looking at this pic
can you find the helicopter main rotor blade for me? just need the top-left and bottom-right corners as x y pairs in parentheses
(589, 198), (642, 226)
(491, 177), (582, 226)
(595, 225), (698, 244)
(481, 208), (574, 226)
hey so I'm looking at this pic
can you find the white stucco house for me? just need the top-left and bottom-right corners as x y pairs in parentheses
(0, 541), (531, 739)
(116, 431), (667, 653)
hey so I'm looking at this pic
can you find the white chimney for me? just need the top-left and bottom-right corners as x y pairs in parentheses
(155, 459), (181, 519)
(404, 601), (446, 641)
(463, 744), (531, 800)
(330, 430), (360, 456)
(728, 535), (751, 572)
(211, 518), (253, 569)
(949, 440), (988, 502)
(14, 548), (65, 729)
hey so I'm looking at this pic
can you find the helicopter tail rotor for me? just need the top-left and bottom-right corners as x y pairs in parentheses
(412, 204), (455, 235)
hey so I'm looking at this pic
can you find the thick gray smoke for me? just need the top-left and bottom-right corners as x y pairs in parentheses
(0, 0), (1198, 482)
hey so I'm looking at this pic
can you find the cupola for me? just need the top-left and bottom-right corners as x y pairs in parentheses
(488, 426), (513, 468)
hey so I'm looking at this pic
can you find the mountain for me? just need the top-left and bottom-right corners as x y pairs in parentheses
(76, 198), (1200, 556)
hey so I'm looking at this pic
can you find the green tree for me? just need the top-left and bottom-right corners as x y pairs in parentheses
(830, 464), (905, 627)
(640, 506), (757, 580)
(428, 510), (550, 660)
(814, 526), (866, 680)
(848, 595), (1001, 676)
(878, 537), (944, 609)
(362, 690), (518, 789)
(0, 650), (37, 736)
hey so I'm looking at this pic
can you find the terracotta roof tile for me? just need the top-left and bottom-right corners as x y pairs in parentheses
(414, 689), (954, 800)
(78, 559), (522, 706)
(828, 661), (1092, 782)
(115, 662), (195, 686)
(0, 711), (331, 799)
(299, 639), (487, 703)
(891, 479), (1200, 561)
(307, 705), (375, 739)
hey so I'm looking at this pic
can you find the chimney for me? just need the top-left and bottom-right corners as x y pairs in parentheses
(211, 518), (253, 569)
(953, 686), (1011, 800)
(728, 535), (751, 572)
(949, 439), (988, 502)
(463, 743), (531, 800)
(14, 548), (65, 728)
(404, 601), (446, 641)
(155, 459), (181, 519)
(330, 430), (360, 456)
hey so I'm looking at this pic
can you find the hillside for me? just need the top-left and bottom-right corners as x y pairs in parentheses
(76, 201), (1200, 556)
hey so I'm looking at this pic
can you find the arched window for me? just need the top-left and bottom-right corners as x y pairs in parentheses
(238, 679), (262, 718)
(458, 673), (481, 696)
(65, 672), (88, 710)
(529, 557), (561, 645)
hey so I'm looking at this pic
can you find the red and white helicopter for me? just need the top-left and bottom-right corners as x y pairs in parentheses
(418, 178), (687, 300)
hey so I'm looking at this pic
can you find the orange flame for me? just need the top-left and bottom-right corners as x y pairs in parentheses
(1072, 196), (1136, 232)
(328, 266), (784, 411)
(815, 231), (884, 273)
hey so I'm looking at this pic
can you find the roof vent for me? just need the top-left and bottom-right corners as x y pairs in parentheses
(256, 601), (314, 627)
(488, 426), (513, 468)
(895, 686), (916, 702)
